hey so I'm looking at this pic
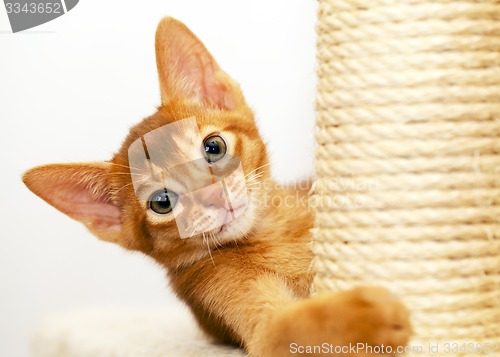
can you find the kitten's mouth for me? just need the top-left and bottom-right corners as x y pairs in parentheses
(227, 203), (247, 221)
(218, 203), (247, 233)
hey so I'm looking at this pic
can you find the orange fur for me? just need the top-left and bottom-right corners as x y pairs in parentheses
(23, 17), (411, 356)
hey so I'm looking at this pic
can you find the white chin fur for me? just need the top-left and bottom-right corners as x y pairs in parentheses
(213, 193), (257, 244)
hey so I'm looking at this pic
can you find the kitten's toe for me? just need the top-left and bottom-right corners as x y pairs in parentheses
(346, 286), (412, 354)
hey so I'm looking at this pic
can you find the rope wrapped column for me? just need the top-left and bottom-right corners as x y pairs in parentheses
(313, 0), (500, 354)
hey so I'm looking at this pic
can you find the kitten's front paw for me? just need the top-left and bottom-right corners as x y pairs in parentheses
(333, 286), (412, 355)
(255, 286), (411, 357)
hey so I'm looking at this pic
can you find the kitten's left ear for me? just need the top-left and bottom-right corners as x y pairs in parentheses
(155, 17), (244, 110)
(22, 163), (125, 246)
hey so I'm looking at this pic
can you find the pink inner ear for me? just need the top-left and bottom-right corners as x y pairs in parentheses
(202, 73), (235, 111)
(172, 47), (228, 107)
(177, 57), (235, 110)
(158, 20), (237, 110)
(46, 183), (122, 232)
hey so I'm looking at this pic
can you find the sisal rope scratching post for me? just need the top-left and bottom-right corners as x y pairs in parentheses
(313, 0), (500, 354)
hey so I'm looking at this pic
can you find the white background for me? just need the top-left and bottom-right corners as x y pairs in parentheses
(0, 1), (316, 356)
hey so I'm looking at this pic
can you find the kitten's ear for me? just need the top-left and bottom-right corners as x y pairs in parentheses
(155, 17), (244, 110)
(22, 163), (123, 244)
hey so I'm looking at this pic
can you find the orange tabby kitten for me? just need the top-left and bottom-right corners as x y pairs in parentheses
(23, 18), (410, 356)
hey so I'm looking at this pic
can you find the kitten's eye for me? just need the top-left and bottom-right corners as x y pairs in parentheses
(203, 135), (226, 163)
(148, 189), (178, 214)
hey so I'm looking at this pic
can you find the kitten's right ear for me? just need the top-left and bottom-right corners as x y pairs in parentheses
(22, 163), (124, 246)
(155, 17), (244, 110)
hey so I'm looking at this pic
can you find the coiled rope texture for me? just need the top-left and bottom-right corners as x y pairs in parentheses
(313, 0), (500, 354)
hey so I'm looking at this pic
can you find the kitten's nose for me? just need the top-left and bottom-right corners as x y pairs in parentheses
(199, 183), (226, 208)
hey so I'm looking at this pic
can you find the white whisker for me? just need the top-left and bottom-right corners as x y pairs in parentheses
(110, 163), (132, 170)
(112, 162), (150, 175)
(245, 173), (264, 182)
(110, 172), (144, 176)
(188, 226), (199, 239)
(203, 232), (216, 267)
(244, 163), (270, 178)
(114, 177), (148, 194)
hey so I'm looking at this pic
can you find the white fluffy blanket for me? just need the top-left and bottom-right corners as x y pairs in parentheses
(32, 307), (245, 357)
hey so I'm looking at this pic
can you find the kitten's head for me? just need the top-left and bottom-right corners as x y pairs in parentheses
(23, 18), (270, 269)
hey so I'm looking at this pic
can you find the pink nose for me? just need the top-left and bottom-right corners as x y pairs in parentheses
(198, 183), (226, 208)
